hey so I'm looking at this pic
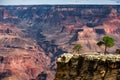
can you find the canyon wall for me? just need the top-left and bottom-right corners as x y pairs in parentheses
(0, 5), (120, 53)
(0, 5), (120, 80)
(0, 23), (51, 80)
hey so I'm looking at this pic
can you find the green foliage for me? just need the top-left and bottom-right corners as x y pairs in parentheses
(102, 36), (115, 48)
(97, 41), (104, 47)
(72, 44), (82, 54)
(97, 36), (115, 54)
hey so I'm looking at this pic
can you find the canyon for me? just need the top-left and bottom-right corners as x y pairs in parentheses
(0, 5), (120, 80)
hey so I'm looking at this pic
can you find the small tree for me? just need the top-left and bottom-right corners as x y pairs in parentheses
(97, 36), (115, 54)
(72, 44), (82, 54)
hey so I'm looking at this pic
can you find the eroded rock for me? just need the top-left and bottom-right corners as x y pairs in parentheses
(55, 53), (120, 80)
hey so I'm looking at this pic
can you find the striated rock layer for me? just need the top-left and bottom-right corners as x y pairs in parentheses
(0, 23), (51, 80)
(55, 53), (120, 80)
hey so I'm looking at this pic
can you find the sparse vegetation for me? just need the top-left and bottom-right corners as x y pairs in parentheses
(115, 49), (120, 54)
(97, 36), (115, 54)
(72, 44), (82, 54)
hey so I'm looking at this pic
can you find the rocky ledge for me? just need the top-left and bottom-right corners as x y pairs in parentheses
(54, 52), (120, 80)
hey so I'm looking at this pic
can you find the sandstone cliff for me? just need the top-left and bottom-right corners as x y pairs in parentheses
(55, 53), (120, 80)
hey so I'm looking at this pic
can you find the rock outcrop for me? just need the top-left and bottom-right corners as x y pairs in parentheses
(55, 53), (120, 80)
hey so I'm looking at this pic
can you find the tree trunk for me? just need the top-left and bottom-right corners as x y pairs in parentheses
(104, 46), (107, 54)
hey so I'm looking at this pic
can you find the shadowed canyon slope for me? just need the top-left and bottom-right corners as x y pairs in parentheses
(0, 5), (120, 80)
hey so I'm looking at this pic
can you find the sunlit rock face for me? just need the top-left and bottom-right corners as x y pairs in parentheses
(55, 53), (120, 80)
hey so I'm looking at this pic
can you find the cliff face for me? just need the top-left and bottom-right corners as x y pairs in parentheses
(0, 23), (51, 80)
(55, 53), (120, 80)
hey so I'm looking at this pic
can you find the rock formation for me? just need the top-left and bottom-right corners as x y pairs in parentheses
(0, 5), (120, 80)
(0, 23), (51, 80)
(55, 53), (120, 80)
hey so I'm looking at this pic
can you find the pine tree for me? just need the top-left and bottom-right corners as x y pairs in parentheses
(97, 36), (115, 54)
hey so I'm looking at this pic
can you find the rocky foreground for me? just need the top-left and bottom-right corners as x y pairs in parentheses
(55, 53), (120, 80)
